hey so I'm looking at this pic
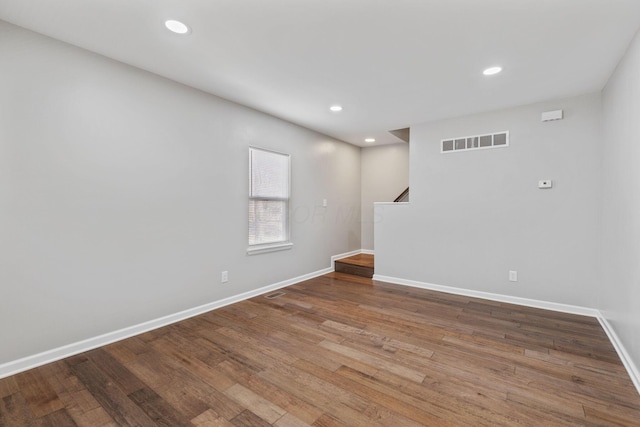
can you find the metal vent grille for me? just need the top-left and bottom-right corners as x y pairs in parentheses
(265, 291), (286, 299)
(441, 131), (509, 153)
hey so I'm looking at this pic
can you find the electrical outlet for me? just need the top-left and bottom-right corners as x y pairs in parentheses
(221, 271), (228, 283)
(509, 270), (518, 282)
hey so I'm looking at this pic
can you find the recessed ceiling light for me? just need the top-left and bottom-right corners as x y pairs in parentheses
(483, 66), (502, 76)
(365, 138), (376, 143)
(329, 105), (343, 112)
(165, 20), (190, 34)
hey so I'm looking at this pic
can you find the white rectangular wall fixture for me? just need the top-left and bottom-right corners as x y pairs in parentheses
(538, 180), (553, 189)
(541, 110), (564, 122)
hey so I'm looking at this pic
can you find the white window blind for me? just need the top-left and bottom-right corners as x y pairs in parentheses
(248, 147), (291, 251)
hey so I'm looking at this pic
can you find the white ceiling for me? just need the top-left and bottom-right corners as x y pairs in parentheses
(1, 0), (639, 147)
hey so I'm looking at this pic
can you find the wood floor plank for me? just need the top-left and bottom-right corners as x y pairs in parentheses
(13, 369), (64, 418)
(128, 387), (192, 427)
(583, 402), (640, 426)
(67, 359), (157, 427)
(40, 361), (117, 427)
(273, 412), (309, 427)
(311, 413), (348, 427)
(297, 361), (449, 426)
(147, 331), (233, 391)
(256, 363), (379, 426)
(515, 364), (640, 409)
(224, 383), (286, 424)
(0, 392), (37, 427)
(84, 349), (146, 396)
(0, 377), (19, 399)
(229, 409), (271, 427)
(124, 350), (237, 420)
(318, 340), (426, 383)
(35, 408), (77, 427)
(215, 360), (323, 425)
(2, 273), (639, 426)
(213, 316), (372, 375)
(105, 337), (150, 360)
(343, 363), (505, 426)
(321, 319), (436, 359)
(191, 409), (234, 426)
(63, 404), (117, 427)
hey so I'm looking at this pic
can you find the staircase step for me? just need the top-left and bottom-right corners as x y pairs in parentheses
(335, 254), (374, 278)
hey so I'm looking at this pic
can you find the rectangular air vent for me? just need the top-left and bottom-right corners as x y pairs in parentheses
(441, 131), (509, 153)
(265, 291), (286, 299)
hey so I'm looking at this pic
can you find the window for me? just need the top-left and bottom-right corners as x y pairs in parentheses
(247, 147), (292, 254)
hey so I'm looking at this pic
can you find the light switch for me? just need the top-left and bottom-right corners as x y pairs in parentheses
(538, 180), (553, 189)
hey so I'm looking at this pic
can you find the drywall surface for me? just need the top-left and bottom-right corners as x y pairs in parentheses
(0, 21), (361, 364)
(361, 144), (409, 250)
(375, 93), (602, 307)
(601, 29), (640, 372)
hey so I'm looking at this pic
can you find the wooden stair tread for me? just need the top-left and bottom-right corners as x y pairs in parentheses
(335, 254), (374, 268)
(335, 254), (374, 278)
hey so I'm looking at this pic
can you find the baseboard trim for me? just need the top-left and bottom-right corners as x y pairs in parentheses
(597, 315), (640, 396)
(360, 249), (375, 255)
(0, 266), (332, 380)
(373, 274), (599, 317)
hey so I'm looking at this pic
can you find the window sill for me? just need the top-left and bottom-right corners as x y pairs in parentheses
(247, 242), (293, 255)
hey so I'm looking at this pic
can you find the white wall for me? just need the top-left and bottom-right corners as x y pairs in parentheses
(360, 144), (409, 250)
(601, 29), (640, 372)
(375, 93), (602, 308)
(0, 21), (361, 365)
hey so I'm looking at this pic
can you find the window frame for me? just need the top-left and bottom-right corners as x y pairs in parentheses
(247, 146), (293, 255)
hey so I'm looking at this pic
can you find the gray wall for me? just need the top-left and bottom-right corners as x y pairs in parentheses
(601, 29), (640, 372)
(360, 144), (409, 251)
(375, 93), (602, 308)
(0, 21), (361, 364)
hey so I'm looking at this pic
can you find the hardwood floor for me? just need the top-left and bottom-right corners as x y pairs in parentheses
(1, 272), (640, 426)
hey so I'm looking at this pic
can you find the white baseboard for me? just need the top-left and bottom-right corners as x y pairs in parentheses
(373, 274), (599, 317)
(0, 266), (332, 380)
(597, 316), (640, 396)
(360, 249), (375, 255)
